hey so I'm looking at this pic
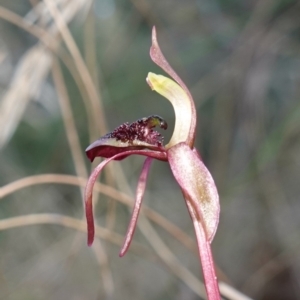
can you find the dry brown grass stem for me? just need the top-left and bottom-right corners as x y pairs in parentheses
(43, 0), (116, 234)
(89, 240), (114, 296)
(84, 7), (100, 94)
(218, 282), (253, 300)
(83, 7), (117, 231)
(0, 6), (58, 49)
(0, 213), (150, 257)
(0, 174), (197, 253)
(0, 45), (52, 148)
(0, 5), (95, 148)
(51, 59), (115, 295)
(137, 216), (207, 297)
(52, 59), (88, 181)
(43, 0), (107, 139)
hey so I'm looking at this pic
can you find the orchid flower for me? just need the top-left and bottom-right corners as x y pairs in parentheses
(85, 27), (221, 299)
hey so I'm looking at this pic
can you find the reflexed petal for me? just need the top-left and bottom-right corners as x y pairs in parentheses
(167, 142), (220, 242)
(85, 157), (112, 246)
(119, 157), (153, 257)
(149, 27), (196, 147)
(85, 150), (167, 246)
(147, 73), (191, 149)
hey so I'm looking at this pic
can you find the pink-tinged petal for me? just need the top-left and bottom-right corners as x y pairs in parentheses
(85, 150), (167, 246)
(149, 27), (196, 147)
(167, 142), (220, 242)
(119, 157), (153, 257)
(85, 158), (111, 246)
(186, 200), (221, 300)
(147, 73), (192, 149)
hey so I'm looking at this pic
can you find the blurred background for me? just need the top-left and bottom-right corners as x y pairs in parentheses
(0, 0), (300, 299)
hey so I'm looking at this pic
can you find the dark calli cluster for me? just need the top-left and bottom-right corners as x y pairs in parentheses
(86, 115), (168, 162)
(109, 115), (167, 146)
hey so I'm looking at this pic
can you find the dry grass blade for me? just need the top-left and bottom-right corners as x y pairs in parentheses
(43, 0), (107, 139)
(51, 58), (115, 296)
(26, 0), (90, 28)
(0, 0), (96, 147)
(0, 174), (196, 253)
(0, 213), (150, 257)
(137, 215), (207, 298)
(0, 45), (52, 148)
(90, 241), (114, 296)
(219, 282), (253, 300)
(0, 5), (58, 48)
(83, 6), (117, 232)
(52, 58), (87, 181)
(0, 4), (96, 145)
(0, 2), (92, 149)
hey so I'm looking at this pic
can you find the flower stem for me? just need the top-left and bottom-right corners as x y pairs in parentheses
(186, 200), (221, 300)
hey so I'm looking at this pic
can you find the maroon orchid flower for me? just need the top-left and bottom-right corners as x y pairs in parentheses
(85, 27), (221, 299)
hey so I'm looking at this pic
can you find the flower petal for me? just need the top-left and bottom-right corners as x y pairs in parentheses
(147, 73), (191, 149)
(85, 150), (167, 246)
(149, 27), (196, 147)
(85, 157), (111, 246)
(167, 142), (220, 242)
(119, 157), (153, 257)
